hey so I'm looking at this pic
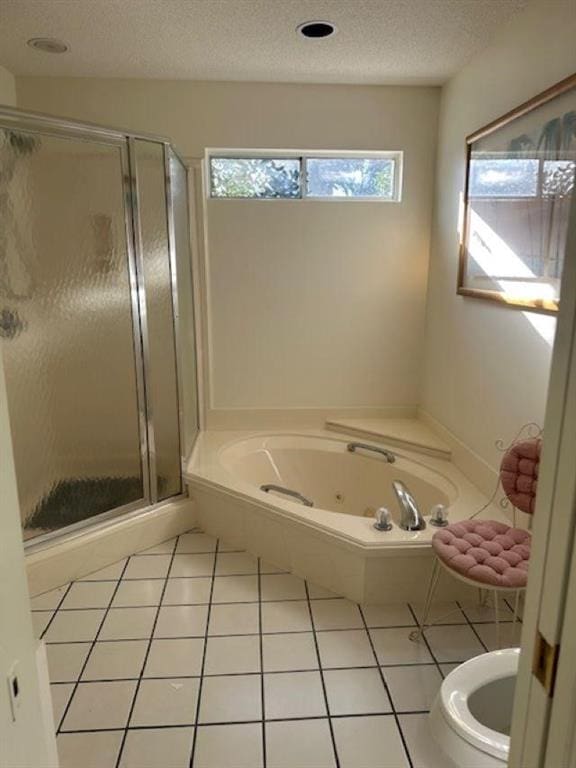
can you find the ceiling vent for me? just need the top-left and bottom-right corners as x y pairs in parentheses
(27, 38), (70, 54)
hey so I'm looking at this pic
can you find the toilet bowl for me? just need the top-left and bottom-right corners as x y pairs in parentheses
(429, 647), (520, 767)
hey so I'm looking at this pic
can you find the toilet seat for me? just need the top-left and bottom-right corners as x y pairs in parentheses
(437, 647), (520, 762)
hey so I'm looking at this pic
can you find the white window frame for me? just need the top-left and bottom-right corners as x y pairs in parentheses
(205, 148), (403, 202)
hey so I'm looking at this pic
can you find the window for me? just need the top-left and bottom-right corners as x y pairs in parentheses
(208, 151), (402, 201)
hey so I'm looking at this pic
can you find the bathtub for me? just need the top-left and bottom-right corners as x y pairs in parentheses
(186, 430), (508, 604)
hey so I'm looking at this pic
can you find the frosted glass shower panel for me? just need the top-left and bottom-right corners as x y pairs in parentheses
(133, 139), (182, 500)
(168, 149), (199, 459)
(0, 128), (146, 538)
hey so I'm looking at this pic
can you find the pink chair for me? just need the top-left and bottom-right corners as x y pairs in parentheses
(412, 437), (540, 648)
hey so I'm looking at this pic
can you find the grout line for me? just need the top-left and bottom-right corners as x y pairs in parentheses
(58, 710), (426, 737)
(113, 536), (181, 768)
(257, 556), (267, 768)
(55, 559), (131, 734)
(188, 539), (220, 768)
(49, 660), (451, 685)
(359, 606), (414, 768)
(39, 582), (74, 640)
(406, 604), (446, 681)
(455, 600), (490, 654)
(304, 581), (340, 768)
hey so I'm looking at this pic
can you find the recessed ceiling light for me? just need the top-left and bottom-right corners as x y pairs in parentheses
(27, 38), (69, 54)
(297, 21), (337, 39)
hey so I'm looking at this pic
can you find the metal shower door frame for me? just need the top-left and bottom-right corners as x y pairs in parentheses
(0, 106), (187, 549)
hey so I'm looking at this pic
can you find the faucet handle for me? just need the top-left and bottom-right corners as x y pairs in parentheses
(430, 504), (449, 527)
(374, 507), (393, 531)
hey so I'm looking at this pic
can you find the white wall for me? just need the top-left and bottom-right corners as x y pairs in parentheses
(421, 0), (576, 472)
(16, 79), (440, 416)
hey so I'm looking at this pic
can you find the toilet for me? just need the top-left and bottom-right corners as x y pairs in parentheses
(429, 647), (520, 767)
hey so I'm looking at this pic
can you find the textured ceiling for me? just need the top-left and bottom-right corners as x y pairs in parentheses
(0, 0), (528, 85)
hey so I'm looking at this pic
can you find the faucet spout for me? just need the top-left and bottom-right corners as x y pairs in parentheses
(392, 480), (426, 531)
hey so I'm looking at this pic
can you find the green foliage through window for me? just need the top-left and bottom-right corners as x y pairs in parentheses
(209, 154), (400, 200)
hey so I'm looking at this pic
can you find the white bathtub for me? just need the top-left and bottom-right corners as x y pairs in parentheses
(186, 430), (508, 603)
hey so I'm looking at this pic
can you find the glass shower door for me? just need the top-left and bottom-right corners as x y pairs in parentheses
(0, 127), (147, 540)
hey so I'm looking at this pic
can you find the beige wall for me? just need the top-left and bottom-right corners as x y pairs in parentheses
(421, 0), (576, 471)
(16, 78), (440, 412)
(0, 63), (16, 106)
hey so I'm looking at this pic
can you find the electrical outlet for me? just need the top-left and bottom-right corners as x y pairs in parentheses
(7, 662), (20, 722)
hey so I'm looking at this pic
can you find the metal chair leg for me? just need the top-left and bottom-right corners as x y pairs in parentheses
(410, 559), (440, 642)
(494, 590), (501, 649)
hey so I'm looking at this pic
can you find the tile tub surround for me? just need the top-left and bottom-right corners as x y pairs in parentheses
(186, 429), (511, 604)
(33, 530), (522, 768)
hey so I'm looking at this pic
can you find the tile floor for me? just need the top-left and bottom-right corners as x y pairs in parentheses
(32, 530), (522, 768)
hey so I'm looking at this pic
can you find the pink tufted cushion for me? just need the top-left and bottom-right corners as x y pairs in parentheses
(432, 520), (531, 588)
(499, 438), (541, 515)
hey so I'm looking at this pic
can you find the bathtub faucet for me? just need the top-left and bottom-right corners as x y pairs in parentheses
(346, 442), (395, 463)
(392, 480), (426, 531)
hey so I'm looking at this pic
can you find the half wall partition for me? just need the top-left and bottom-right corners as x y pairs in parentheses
(0, 107), (199, 546)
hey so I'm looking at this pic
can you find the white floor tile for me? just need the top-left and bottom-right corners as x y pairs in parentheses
(119, 726), (194, 768)
(194, 723), (263, 768)
(260, 560), (288, 575)
(261, 574), (306, 601)
(473, 620), (523, 651)
(324, 668), (391, 715)
(60, 581), (116, 609)
(361, 603), (415, 628)
(440, 662), (461, 677)
(198, 674), (261, 724)
(205, 635), (260, 675)
(370, 627), (433, 665)
(460, 598), (514, 624)
(112, 580), (164, 607)
(333, 715), (410, 768)
(137, 538), (177, 555)
(311, 599), (364, 630)
(399, 713), (454, 768)
(316, 629), (375, 668)
(144, 638), (205, 678)
(45, 609), (105, 642)
(131, 678), (200, 726)
(212, 575), (258, 603)
(47, 643), (91, 682)
(99, 607), (156, 640)
(123, 555), (171, 580)
(384, 664), (443, 711)
(217, 538), (244, 553)
(32, 611), (54, 638)
(164, 578), (212, 605)
(50, 683), (74, 725)
(410, 601), (466, 625)
(262, 632), (318, 672)
(265, 719), (336, 768)
(208, 603), (260, 635)
(80, 559), (127, 581)
(215, 552), (259, 576)
(261, 601), (312, 633)
(57, 730), (124, 768)
(154, 605), (209, 638)
(424, 624), (485, 662)
(31, 585), (68, 610)
(82, 640), (148, 681)
(170, 554), (215, 578)
(307, 584), (339, 599)
(176, 532), (218, 554)
(61, 680), (137, 731)
(264, 671), (326, 719)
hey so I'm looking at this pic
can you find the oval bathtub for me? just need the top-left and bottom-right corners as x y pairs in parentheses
(219, 434), (456, 527)
(186, 431), (507, 604)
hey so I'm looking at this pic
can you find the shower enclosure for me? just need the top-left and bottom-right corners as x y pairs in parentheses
(0, 107), (199, 546)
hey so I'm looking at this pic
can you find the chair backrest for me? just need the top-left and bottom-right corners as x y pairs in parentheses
(499, 437), (542, 515)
